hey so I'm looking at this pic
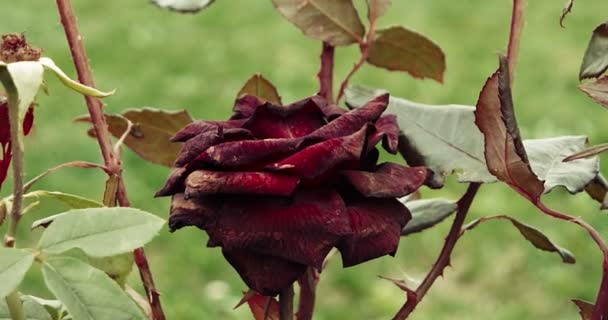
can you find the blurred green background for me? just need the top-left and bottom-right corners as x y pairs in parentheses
(2, 1), (608, 319)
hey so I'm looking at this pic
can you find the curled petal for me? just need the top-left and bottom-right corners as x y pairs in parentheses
(155, 167), (187, 197)
(170, 119), (247, 142)
(267, 125), (370, 179)
(369, 114), (399, 154)
(306, 94), (388, 141)
(223, 249), (306, 296)
(231, 95), (265, 119)
(194, 138), (302, 169)
(338, 198), (410, 267)
(207, 189), (350, 268)
(342, 163), (428, 198)
(185, 170), (299, 197)
(175, 127), (253, 167)
(168, 193), (217, 231)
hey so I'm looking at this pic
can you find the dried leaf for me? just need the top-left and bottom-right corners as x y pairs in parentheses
(564, 142), (608, 161)
(246, 293), (279, 320)
(237, 74), (282, 104)
(366, 0), (391, 21)
(580, 22), (608, 80)
(462, 215), (576, 264)
(271, 0), (365, 46)
(560, 0), (574, 27)
(584, 175), (608, 209)
(151, 0), (215, 13)
(367, 26), (445, 83)
(401, 198), (457, 236)
(579, 75), (608, 108)
(77, 108), (193, 167)
(572, 299), (594, 320)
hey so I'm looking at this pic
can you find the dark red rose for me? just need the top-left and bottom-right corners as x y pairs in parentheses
(157, 94), (428, 295)
(0, 97), (34, 190)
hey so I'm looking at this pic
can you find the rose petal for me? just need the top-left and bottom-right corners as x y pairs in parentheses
(305, 94), (388, 141)
(175, 127), (254, 167)
(170, 119), (247, 142)
(342, 163), (428, 198)
(194, 138), (302, 169)
(168, 193), (217, 231)
(242, 99), (326, 139)
(207, 189), (350, 268)
(231, 95), (265, 119)
(267, 125), (371, 179)
(338, 198), (410, 267)
(185, 170), (299, 197)
(155, 167), (188, 197)
(369, 114), (398, 154)
(223, 249), (307, 296)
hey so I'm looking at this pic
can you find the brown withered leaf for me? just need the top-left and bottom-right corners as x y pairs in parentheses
(77, 108), (193, 167)
(271, 0), (365, 46)
(474, 56), (544, 200)
(246, 293), (279, 320)
(462, 215), (576, 264)
(580, 23), (608, 80)
(579, 75), (608, 108)
(367, 26), (445, 83)
(572, 299), (594, 320)
(584, 175), (608, 209)
(237, 74), (282, 104)
(560, 0), (574, 28)
(366, 0), (391, 22)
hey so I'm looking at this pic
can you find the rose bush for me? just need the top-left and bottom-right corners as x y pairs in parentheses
(156, 93), (429, 295)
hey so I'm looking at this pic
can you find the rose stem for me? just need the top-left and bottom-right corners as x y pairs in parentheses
(279, 285), (294, 320)
(54, 1), (165, 319)
(318, 42), (335, 103)
(392, 183), (481, 320)
(296, 268), (317, 320)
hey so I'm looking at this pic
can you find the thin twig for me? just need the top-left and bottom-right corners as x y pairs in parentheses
(4, 90), (23, 248)
(54, 1), (165, 319)
(393, 183), (481, 320)
(318, 42), (335, 103)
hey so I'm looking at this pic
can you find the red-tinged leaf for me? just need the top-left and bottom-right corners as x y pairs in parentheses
(223, 249), (306, 296)
(338, 197), (410, 267)
(77, 108), (193, 167)
(564, 142), (608, 162)
(367, 26), (446, 83)
(271, 0), (365, 46)
(342, 163), (427, 198)
(572, 299), (594, 320)
(560, 0), (574, 27)
(237, 74), (282, 104)
(461, 215), (576, 264)
(246, 293), (279, 320)
(579, 76), (608, 108)
(366, 0), (391, 22)
(207, 189), (350, 269)
(580, 23), (608, 80)
(185, 170), (299, 197)
(474, 57), (545, 200)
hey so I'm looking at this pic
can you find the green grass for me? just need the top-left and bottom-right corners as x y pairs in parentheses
(2, 0), (608, 319)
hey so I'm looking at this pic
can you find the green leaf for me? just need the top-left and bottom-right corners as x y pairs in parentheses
(367, 26), (445, 83)
(152, 0), (215, 13)
(237, 74), (282, 104)
(271, 0), (365, 46)
(0, 248), (34, 299)
(0, 61), (43, 121)
(579, 76), (608, 109)
(0, 295), (54, 320)
(462, 215), (576, 264)
(366, 0), (391, 21)
(22, 296), (62, 320)
(572, 299), (594, 320)
(401, 198), (457, 236)
(580, 23), (608, 80)
(37, 207), (165, 257)
(24, 191), (103, 209)
(345, 85), (601, 194)
(88, 253), (133, 288)
(38, 58), (114, 98)
(42, 256), (147, 320)
(77, 108), (193, 167)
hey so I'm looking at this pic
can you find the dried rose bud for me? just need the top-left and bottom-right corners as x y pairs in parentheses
(157, 94), (428, 295)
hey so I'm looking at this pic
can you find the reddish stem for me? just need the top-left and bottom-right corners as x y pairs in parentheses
(54, 1), (165, 319)
(392, 183), (481, 320)
(279, 285), (294, 320)
(296, 268), (318, 320)
(506, 0), (526, 81)
(318, 42), (335, 103)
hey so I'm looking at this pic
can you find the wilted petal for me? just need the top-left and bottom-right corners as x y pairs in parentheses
(306, 94), (388, 141)
(194, 138), (302, 169)
(342, 163), (428, 198)
(267, 125), (370, 179)
(155, 167), (188, 197)
(231, 95), (265, 119)
(168, 193), (217, 231)
(185, 170), (299, 197)
(369, 114), (399, 154)
(207, 189), (350, 268)
(175, 127), (253, 167)
(242, 98), (327, 139)
(223, 249), (307, 296)
(338, 198), (410, 267)
(171, 119), (247, 142)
